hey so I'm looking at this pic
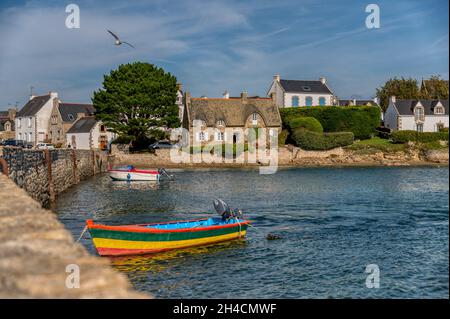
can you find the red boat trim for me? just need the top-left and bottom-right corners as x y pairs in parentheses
(86, 218), (251, 234)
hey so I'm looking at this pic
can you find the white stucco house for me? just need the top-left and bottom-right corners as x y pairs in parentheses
(267, 74), (335, 108)
(65, 116), (115, 150)
(384, 96), (449, 132)
(15, 92), (58, 145)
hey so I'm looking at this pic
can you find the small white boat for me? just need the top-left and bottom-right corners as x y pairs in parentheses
(108, 165), (160, 181)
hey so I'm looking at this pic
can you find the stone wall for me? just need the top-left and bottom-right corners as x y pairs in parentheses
(0, 174), (148, 298)
(0, 147), (108, 206)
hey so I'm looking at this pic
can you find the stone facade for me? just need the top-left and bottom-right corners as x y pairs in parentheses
(0, 147), (108, 206)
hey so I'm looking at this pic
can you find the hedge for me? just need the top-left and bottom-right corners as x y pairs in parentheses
(292, 128), (354, 150)
(288, 116), (323, 132)
(278, 129), (289, 146)
(280, 106), (380, 139)
(391, 130), (449, 144)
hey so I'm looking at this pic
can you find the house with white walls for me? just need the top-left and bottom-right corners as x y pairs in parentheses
(65, 116), (115, 150)
(267, 75), (335, 108)
(384, 96), (449, 132)
(15, 92), (58, 146)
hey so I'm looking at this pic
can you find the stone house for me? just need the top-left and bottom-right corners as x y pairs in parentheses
(15, 92), (58, 145)
(66, 116), (115, 150)
(0, 108), (16, 141)
(267, 74), (335, 108)
(48, 101), (95, 146)
(384, 96), (449, 132)
(182, 91), (282, 145)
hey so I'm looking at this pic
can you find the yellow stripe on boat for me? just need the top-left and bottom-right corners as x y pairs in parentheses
(93, 230), (247, 250)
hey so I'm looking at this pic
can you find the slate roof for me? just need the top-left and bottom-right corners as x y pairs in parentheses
(17, 95), (51, 117)
(66, 116), (98, 133)
(394, 99), (449, 115)
(58, 103), (95, 123)
(186, 97), (282, 127)
(279, 79), (333, 94)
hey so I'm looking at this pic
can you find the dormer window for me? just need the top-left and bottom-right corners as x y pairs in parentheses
(302, 86), (311, 91)
(414, 106), (425, 122)
(216, 120), (225, 127)
(68, 114), (74, 121)
(434, 106), (445, 115)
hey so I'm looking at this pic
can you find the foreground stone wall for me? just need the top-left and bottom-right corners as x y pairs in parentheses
(0, 174), (148, 298)
(0, 147), (108, 206)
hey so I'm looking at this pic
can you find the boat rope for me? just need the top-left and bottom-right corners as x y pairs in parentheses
(76, 225), (88, 242)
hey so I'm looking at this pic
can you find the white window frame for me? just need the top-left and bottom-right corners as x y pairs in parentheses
(28, 117), (32, 128)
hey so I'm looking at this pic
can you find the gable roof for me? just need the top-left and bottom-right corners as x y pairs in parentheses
(186, 97), (282, 127)
(17, 95), (51, 117)
(279, 79), (333, 94)
(58, 103), (95, 123)
(66, 116), (98, 133)
(394, 99), (449, 116)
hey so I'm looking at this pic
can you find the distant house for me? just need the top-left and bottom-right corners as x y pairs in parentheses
(176, 83), (183, 124)
(49, 101), (95, 146)
(0, 108), (16, 141)
(15, 92), (58, 145)
(182, 91), (282, 145)
(65, 116), (115, 150)
(267, 74), (335, 108)
(338, 99), (379, 107)
(384, 96), (448, 132)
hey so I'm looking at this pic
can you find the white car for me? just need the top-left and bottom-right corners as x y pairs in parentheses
(36, 143), (55, 150)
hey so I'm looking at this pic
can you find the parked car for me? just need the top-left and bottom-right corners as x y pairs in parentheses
(148, 141), (177, 150)
(36, 143), (55, 150)
(0, 139), (27, 147)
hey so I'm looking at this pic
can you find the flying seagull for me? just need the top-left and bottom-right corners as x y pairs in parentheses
(107, 29), (135, 48)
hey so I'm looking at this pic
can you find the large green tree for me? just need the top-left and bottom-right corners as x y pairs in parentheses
(420, 75), (449, 99)
(92, 62), (179, 147)
(376, 77), (420, 112)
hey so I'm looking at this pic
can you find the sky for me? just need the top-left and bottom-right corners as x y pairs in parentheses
(0, 0), (448, 110)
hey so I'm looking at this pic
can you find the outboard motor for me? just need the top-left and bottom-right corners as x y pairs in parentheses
(213, 198), (236, 221)
(158, 168), (173, 180)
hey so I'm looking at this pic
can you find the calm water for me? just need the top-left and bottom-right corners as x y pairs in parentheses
(55, 167), (449, 298)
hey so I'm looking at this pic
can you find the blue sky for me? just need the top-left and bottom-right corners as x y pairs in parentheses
(0, 0), (448, 110)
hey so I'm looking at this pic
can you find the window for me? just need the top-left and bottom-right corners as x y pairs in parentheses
(216, 132), (224, 141)
(319, 97), (326, 106)
(305, 96), (313, 107)
(4, 122), (10, 131)
(197, 131), (208, 141)
(28, 132), (32, 142)
(252, 113), (258, 125)
(291, 96), (299, 107)
(216, 120), (225, 127)
(100, 125), (106, 132)
(416, 123), (423, 132)
(414, 106), (425, 122)
(28, 117), (32, 128)
(437, 123), (445, 132)
(17, 118), (21, 128)
(435, 106), (445, 115)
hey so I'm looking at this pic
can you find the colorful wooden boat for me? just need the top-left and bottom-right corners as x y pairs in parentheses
(86, 217), (250, 256)
(108, 165), (160, 181)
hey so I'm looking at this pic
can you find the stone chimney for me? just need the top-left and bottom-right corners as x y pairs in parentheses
(29, 95), (36, 101)
(176, 83), (182, 92)
(319, 77), (326, 84)
(223, 90), (230, 99)
(273, 74), (280, 82)
(49, 91), (58, 98)
(76, 112), (85, 120)
(389, 96), (396, 104)
(184, 91), (191, 105)
(241, 91), (248, 101)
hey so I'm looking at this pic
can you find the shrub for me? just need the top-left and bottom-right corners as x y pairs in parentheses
(278, 129), (289, 146)
(280, 106), (380, 139)
(439, 127), (449, 132)
(292, 128), (354, 150)
(112, 135), (133, 144)
(288, 117), (323, 132)
(391, 130), (449, 144)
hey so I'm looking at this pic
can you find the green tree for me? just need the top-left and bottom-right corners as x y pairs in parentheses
(376, 77), (420, 112)
(420, 75), (449, 99)
(92, 62), (179, 148)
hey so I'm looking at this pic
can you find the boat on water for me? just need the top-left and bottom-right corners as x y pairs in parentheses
(108, 165), (161, 181)
(86, 199), (250, 256)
